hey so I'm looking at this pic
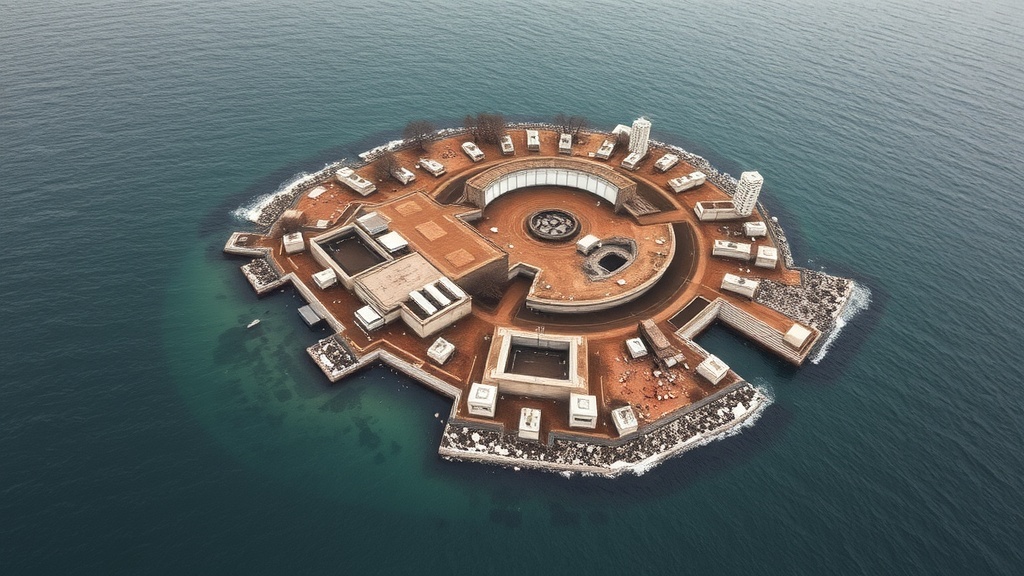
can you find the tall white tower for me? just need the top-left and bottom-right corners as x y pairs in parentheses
(733, 171), (764, 217)
(629, 117), (651, 156)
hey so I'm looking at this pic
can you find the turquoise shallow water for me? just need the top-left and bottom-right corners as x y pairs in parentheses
(3, 0), (1023, 573)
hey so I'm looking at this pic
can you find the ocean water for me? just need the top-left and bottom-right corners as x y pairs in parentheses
(2, 0), (1023, 573)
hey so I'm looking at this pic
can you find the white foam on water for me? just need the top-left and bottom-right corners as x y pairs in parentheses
(231, 160), (344, 224)
(231, 172), (311, 223)
(358, 139), (407, 161)
(626, 383), (775, 477)
(811, 280), (871, 364)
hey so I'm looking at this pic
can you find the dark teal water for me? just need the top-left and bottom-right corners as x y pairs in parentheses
(3, 0), (1023, 573)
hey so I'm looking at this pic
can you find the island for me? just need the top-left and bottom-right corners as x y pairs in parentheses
(224, 118), (854, 477)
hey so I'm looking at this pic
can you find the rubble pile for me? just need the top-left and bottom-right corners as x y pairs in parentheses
(755, 270), (852, 332)
(440, 384), (763, 475)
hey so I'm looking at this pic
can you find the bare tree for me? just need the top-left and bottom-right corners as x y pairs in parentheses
(553, 113), (589, 143)
(403, 120), (435, 152)
(463, 113), (506, 144)
(463, 114), (480, 142)
(477, 113), (506, 145)
(615, 127), (631, 148)
(373, 149), (400, 181)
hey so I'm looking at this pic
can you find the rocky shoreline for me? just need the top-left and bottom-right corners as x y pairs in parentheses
(755, 270), (853, 333)
(439, 383), (767, 477)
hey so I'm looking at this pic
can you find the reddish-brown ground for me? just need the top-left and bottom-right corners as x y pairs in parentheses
(246, 129), (811, 440)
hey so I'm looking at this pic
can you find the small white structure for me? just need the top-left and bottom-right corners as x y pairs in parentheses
(697, 354), (729, 385)
(377, 231), (408, 253)
(611, 124), (631, 142)
(356, 211), (390, 235)
(755, 245), (778, 269)
(312, 268), (337, 289)
(712, 239), (752, 260)
(620, 151), (644, 171)
(576, 234), (601, 255)
(611, 405), (638, 436)
(427, 337), (456, 365)
(733, 170), (764, 217)
(694, 201), (740, 221)
(743, 221), (768, 237)
(467, 383), (498, 417)
(558, 133), (573, 155)
(354, 305), (384, 331)
(721, 273), (760, 298)
(422, 283), (451, 308)
(335, 167), (377, 196)
(461, 141), (485, 162)
(391, 166), (416, 185)
(654, 153), (680, 173)
(500, 134), (515, 155)
(417, 158), (446, 177)
(307, 185), (326, 199)
(526, 130), (541, 151)
(518, 407), (541, 440)
(569, 393), (598, 429)
(283, 232), (305, 254)
(408, 290), (437, 316)
(784, 323), (813, 349)
(629, 117), (651, 157)
(625, 337), (648, 359)
(668, 171), (706, 193)
(595, 139), (615, 160)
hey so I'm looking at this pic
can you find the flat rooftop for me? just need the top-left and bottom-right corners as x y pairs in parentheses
(227, 127), (845, 447)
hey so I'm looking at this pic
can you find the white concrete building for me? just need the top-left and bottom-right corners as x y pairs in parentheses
(576, 234), (601, 255)
(391, 166), (416, 185)
(721, 273), (760, 298)
(654, 153), (679, 172)
(595, 139), (615, 160)
(625, 337), (648, 359)
(427, 337), (456, 365)
(335, 167), (377, 196)
(354, 305), (384, 331)
(356, 211), (390, 235)
(620, 151), (644, 171)
(611, 124), (631, 142)
(461, 141), (485, 162)
(733, 170), (764, 217)
(558, 133), (573, 155)
(526, 130), (541, 151)
(283, 232), (305, 254)
(500, 134), (515, 155)
(518, 407), (541, 440)
(669, 171), (706, 193)
(417, 158), (446, 177)
(694, 201), (740, 221)
(611, 405), (638, 436)
(467, 383), (498, 418)
(312, 268), (337, 289)
(377, 231), (408, 253)
(629, 117), (651, 157)
(697, 354), (729, 385)
(755, 245), (778, 269)
(784, 323), (813, 349)
(569, 393), (598, 429)
(712, 239), (752, 260)
(743, 221), (768, 237)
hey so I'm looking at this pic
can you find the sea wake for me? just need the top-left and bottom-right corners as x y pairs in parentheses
(810, 281), (871, 364)
(231, 161), (344, 224)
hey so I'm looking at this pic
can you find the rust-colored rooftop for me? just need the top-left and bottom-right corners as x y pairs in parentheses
(227, 127), (831, 444)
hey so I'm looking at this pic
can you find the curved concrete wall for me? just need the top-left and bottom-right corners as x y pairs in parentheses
(482, 168), (620, 206)
(465, 157), (637, 213)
